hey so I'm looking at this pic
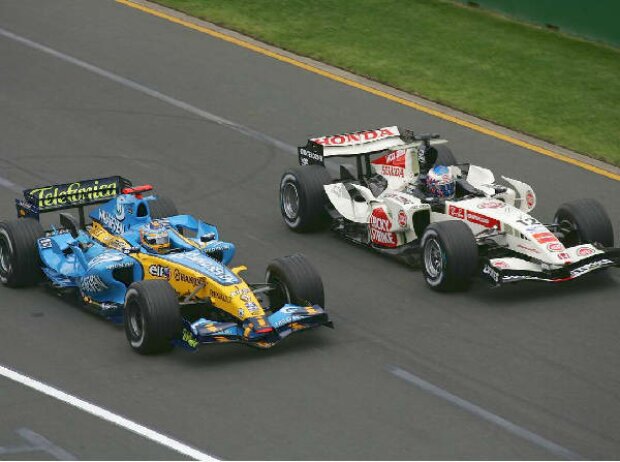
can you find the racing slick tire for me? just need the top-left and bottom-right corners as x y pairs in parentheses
(433, 145), (457, 167)
(421, 221), (478, 291)
(554, 199), (614, 248)
(148, 196), (178, 219)
(0, 218), (44, 288)
(280, 166), (331, 232)
(124, 280), (181, 354)
(266, 253), (325, 310)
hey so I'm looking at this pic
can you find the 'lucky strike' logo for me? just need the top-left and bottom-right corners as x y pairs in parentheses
(369, 207), (397, 248)
(547, 242), (565, 252)
(312, 127), (398, 146)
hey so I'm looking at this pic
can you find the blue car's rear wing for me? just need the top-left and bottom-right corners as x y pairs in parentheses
(16, 175), (132, 225)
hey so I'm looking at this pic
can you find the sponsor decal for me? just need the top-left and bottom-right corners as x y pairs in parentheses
(448, 205), (465, 219)
(115, 198), (126, 221)
(98, 209), (125, 234)
(493, 260), (510, 269)
(238, 308), (245, 318)
(379, 165), (404, 177)
(417, 144), (428, 165)
(88, 252), (123, 268)
(372, 149), (407, 172)
(39, 238), (52, 249)
(149, 264), (169, 279)
(167, 250), (238, 284)
(299, 147), (323, 162)
(107, 261), (133, 271)
(230, 287), (251, 298)
(577, 246), (595, 257)
(210, 289), (231, 304)
(312, 127), (397, 146)
(383, 192), (415, 205)
(448, 205), (500, 229)
(547, 242), (565, 252)
(526, 191), (535, 208)
(80, 275), (108, 293)
(477, 201), (505, 209)
(517, 243), (540, 253)
(558, 252), (571, 261)
(280, 305), (302, 314)
(245, 302), (260, 313)
(483, 264), (500, 283)
(532, 232), (559, 244)
(369, 207), (397, 248)
(25, 178), (119, 210)
(525, 225), (547, 233)
(398, 210), (408, 228)
(174, 269), (205, 286)
(182, 328), (198, 348)
(570, 259), (613, 277)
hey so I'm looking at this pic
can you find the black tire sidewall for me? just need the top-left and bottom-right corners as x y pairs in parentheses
(554, 199), (614, 248)
(124, 280), (180, 354)
(280, 172), (303, 229)
(279, 166), (330, 232)
(421, 228), (446, 288)
(420, 221), (478, 291)
(0, 219), (44, 288)
(266, 254), (324, 309)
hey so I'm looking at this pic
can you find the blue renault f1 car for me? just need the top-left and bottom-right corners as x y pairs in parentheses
(0, 176), (332, 354)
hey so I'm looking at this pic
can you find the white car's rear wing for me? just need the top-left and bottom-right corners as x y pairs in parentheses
(298, 126), (413, 166)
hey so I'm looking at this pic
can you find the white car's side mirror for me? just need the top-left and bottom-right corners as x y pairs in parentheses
(502, 176), (536, 212)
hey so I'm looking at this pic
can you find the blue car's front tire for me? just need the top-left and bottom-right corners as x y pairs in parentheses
(124, 280), (180, 354)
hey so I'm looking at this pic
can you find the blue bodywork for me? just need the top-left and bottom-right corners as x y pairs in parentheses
(27, 186), (331, 349)
(37, 193), (236, 322)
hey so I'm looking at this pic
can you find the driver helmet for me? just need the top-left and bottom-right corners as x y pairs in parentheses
(426, 165), (455, 198)
(140, 220), (170, 254)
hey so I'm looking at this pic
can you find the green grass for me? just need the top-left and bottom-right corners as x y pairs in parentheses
(153, 0), (620, 166)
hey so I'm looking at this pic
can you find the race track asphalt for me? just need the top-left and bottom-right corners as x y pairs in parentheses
(0, 1), (619, 459)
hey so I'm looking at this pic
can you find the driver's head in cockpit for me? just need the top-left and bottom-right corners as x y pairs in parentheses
(426, 165), (456, 199)
(140, 220), (171, 254)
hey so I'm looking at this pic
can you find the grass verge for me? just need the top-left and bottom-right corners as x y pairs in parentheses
(152, 0), (620, 166)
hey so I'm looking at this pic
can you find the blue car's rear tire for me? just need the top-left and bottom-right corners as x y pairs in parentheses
(148, 196), (178, 220)
(124, 280), (181, 354)
(0, 218), (44, 288)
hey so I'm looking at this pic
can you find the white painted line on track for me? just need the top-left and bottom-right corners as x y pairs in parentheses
(0, 26), (296, 155)
(0, 364), (218, 461)
(388, 365), (582, 460)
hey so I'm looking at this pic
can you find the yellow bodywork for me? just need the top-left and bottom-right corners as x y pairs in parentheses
(88, 222), (265, 320)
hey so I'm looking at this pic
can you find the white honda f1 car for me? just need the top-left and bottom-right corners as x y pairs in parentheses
(279, 126), (619, 291)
